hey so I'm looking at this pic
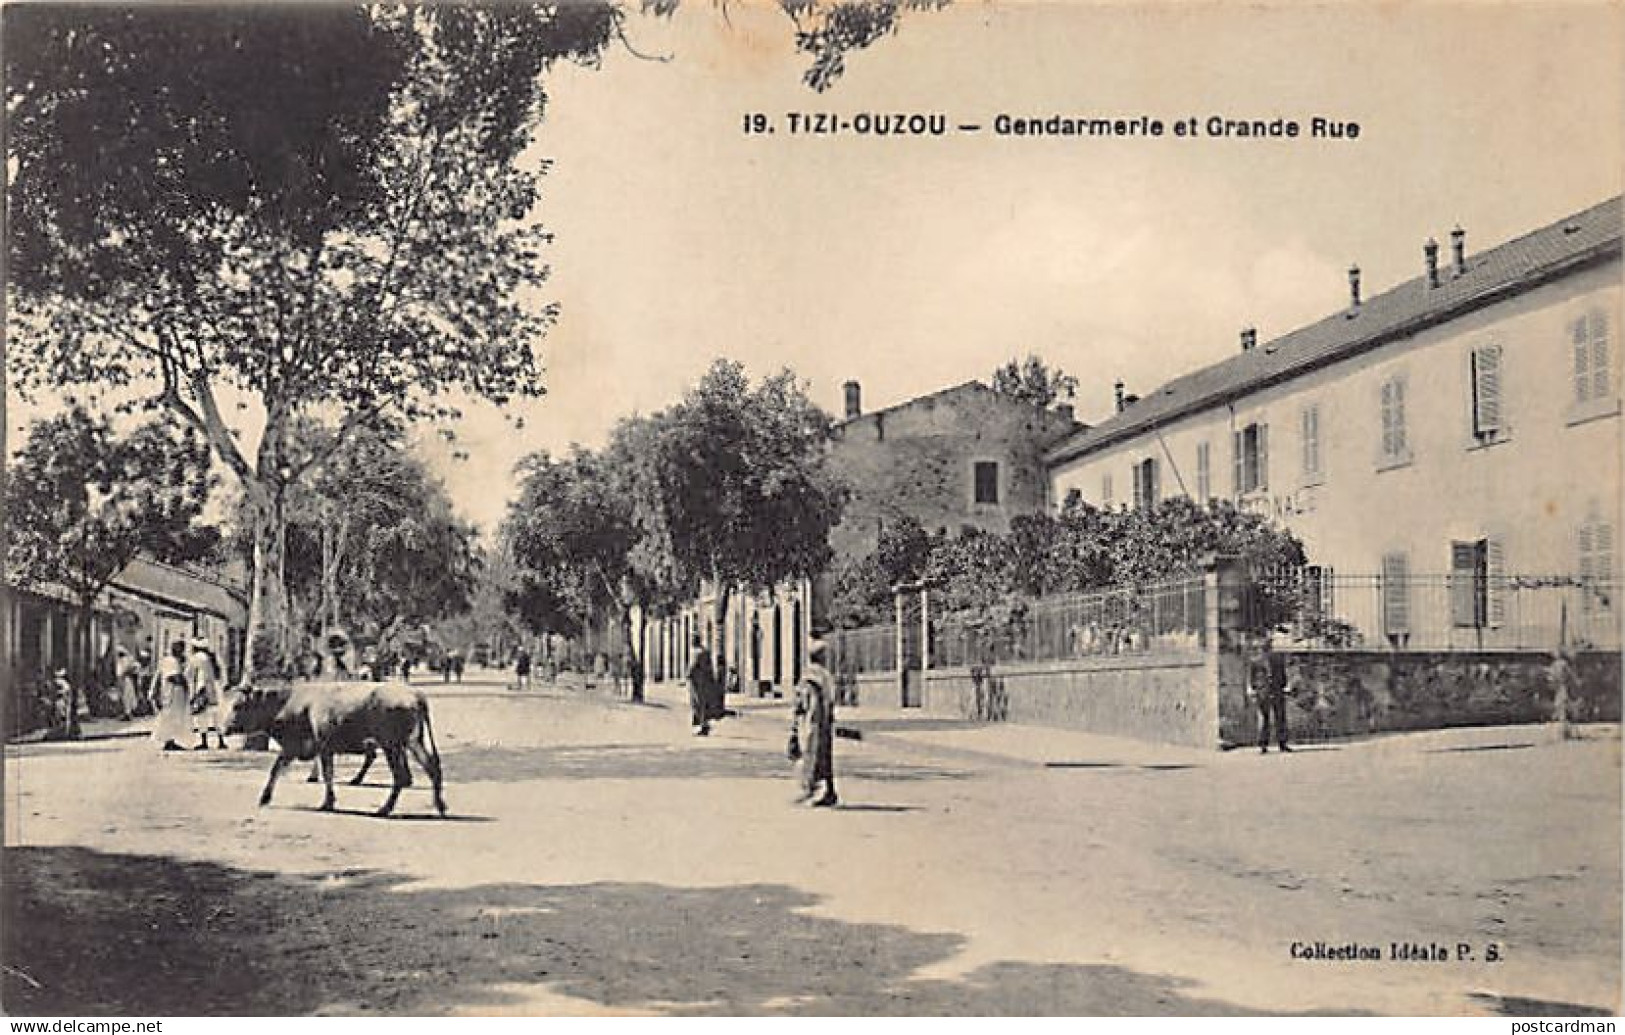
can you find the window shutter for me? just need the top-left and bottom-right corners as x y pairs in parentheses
(1391, 380), (1406, 453)
(1591, 311), (1611, 403)
(1196, 442), (1210, 502)
(1257, 423), (1269, 490)
(1449, 542), (1479, 627)
(1472, 344), (1503, 436)
(1233, 430), (1244, 496)
(1485, 537), (1506, 628)
(1574, 318), (1594, 404)
(1150, 458), (1160, 506)
(1380, 380), (1395, 457)
(1382, 552), (1410, 636)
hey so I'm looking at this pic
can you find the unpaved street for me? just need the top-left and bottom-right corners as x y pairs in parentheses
(3, 673), (1619, 1016)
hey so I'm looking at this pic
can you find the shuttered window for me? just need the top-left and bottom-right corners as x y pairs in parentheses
(1579, 520), (1615, 614)
(1381, 552), (1410, 639)
(1195, 441), (1211, 502)
(1132, 457), (1160, 510)
(1101, 472), (1113, 507)
(1470, 342), (1504, 438)
(1301, 403), (1322, 479)
(1233, 422), (1269, 495)
(1573, 310), (1612, 405)
(1449, 538), (1507, 629)
(1380, 375), (1408, 462)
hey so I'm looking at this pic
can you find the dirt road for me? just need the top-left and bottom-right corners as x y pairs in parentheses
(3, 677), (1618, 1015)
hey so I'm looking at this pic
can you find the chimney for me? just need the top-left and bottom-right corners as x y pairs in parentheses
(1347, 264), (1362, 311)
(1450, 225), (1466, 276)
(842, 380), (861, 419)
(1114, 380), (1126, 413)
(1424, 237), (1439, 289)
(1055, 403), (1075, 425)
(1240, 326), (1257, 352)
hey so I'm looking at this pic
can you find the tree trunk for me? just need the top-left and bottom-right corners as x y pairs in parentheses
(243, 513), (266, 683)
(711, 582), (732, 704)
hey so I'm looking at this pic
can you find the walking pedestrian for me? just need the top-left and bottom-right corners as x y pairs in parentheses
(187, 637), (228, 750)
(1248, 635), (1293, 754)
(788, 639), (838, 807)
(151, 640), (192, 752)
(688, 638), (714, 737)
(514, 648), (533, 691)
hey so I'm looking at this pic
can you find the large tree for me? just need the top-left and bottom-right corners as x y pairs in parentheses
(626, 361), (846, 690)
(6, 408), (215, 735)
(7, 5), (616, 678)
(7, 3), (940, 679)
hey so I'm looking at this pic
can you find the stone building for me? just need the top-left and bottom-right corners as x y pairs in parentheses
(827, 379), (1082, 560)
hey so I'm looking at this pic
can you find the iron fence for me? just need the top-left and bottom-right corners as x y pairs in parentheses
(930, 575), (1208, 668)
(1248, 571), (1620, 652)
(829, 622), (897, 675)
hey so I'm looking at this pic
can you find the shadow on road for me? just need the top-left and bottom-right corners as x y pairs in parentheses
(2, 845), (1316, 1017)
(438, 743), (975, 785)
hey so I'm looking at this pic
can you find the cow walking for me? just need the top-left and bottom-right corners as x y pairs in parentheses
(226, 681), (447, 818)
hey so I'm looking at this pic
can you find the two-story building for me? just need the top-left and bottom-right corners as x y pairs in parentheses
(1047, 196), (1621, 649)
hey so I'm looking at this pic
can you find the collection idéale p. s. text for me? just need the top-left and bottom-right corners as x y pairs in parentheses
(741, 111), (1361, 140)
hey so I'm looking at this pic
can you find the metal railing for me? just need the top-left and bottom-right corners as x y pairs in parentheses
(1248, 571), (1620, 652)
(829, 622), (897, 675)
(931, 575), (1208, 668)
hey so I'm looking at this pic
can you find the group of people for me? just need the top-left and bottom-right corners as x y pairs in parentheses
(150, 638), (230, 752)
(687, 636), (839, 808)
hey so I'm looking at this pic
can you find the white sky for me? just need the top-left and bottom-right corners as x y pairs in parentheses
(8, 2), (1623, 535)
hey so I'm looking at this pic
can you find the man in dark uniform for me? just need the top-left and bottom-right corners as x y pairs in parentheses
(688, 639), (715, 737)
(1249, 635), (1293, 754)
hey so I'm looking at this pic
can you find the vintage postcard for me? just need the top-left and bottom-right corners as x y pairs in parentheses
(3, 0), (1621, 1020)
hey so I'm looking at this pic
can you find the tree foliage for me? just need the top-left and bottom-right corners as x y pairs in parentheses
(6, 408), (217, 603)
(6, 408), (217, 731)
(989, 354), (1079, 411)
(828, 515), (934, 628)
(278, 423), (478, 647)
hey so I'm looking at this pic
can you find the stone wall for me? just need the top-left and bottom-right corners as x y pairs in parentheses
(1221, 649), (1624, 745)
(923, 654), (1217, 748)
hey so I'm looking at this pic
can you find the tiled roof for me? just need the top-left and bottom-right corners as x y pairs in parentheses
(112, 557), (247, 621)
(1047, 196), (1623, 466)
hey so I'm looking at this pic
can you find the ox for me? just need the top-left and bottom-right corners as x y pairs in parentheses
(226, 681), (447, 817)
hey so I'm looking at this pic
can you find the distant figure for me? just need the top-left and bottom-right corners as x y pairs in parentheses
(451, 650), (465, 683)
(187, 638), (228, 750)
(687, 639), (714, 737)
(788, 639), (838, 807)
(1548, 647), (1580, 741)
(1248, 636), (1292, 755)
(401, 655), (415, 684)
(152, 640), (192, 752)
(514, 648), (533, 691)
(113, 646), (140, 720)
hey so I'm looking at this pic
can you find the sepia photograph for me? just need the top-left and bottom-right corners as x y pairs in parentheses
(2, 0), (1622, 1020)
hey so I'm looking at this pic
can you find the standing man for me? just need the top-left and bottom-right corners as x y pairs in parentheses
(186, 637), (228, 750)
(688, 638), (714, 737)
(1249, 635), (1292, 754)
(788, 639), (838, 807)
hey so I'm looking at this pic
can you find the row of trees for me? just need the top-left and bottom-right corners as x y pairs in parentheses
(7, 3), (936, 685)
(503, 361), (846, 701)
